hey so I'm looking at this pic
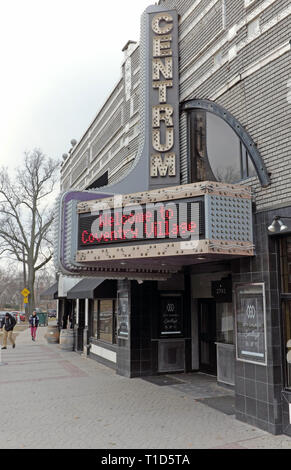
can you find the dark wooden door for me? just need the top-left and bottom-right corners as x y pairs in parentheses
(198, 300), (217, 375)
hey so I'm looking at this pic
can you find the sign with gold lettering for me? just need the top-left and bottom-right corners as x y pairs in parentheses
(148, 9), (180, 188)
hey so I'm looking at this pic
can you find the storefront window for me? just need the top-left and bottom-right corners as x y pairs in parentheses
(282, 300), (291, 389)
(280, 237), (291, 293)
(98, 299), (116, 344)
(216, 303), (234, 344)
(281, 237), (291, 388)
(92, 300), (98, 338)
(189, 109), (256, 184)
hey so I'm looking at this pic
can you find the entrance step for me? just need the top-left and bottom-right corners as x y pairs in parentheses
(141, 375), (183, 386)
(141, 372), (235, 412)
(196, 395), (235, 415)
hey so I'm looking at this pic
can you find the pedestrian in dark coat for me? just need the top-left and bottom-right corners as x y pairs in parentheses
(1, 313), (16, 349)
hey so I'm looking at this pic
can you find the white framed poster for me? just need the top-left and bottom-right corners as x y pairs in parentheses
(235, 283), (267, 365)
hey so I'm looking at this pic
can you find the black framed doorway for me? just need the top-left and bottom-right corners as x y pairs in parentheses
(198, 300), (217, 375)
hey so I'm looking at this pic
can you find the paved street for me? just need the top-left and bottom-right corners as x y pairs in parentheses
(0, 327), (290, 449)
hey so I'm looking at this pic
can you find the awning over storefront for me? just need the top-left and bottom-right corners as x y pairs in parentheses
(40, 282), (58, 300)
(67, 278), (104, 299)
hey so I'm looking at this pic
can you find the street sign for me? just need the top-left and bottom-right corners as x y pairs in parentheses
(21, 288), (30, 297)
(24, 297), (28, 304)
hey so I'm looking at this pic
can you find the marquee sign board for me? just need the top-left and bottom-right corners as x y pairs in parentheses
(53, 182), (254, 278)
(78, 199), (204, 249)
(235, 283), (267, 365)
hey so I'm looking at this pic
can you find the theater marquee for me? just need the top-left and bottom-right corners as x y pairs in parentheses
(53, 182), (255, 279)
(78, 199), (204, 248)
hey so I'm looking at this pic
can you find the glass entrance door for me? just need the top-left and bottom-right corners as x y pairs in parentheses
(198, 300), (217, 375)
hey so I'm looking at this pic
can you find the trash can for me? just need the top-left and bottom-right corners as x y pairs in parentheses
(45, 325), (60, 343)
(38, 312), (48, 327)
(59, 329), (74, 350)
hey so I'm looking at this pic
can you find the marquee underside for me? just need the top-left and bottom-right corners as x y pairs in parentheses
(73, 239), (254, 279)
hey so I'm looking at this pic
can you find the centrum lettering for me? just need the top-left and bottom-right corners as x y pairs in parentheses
(152, 57), (173, 80)
(151, 11), (176, 178)
(152, 13), (174, 35)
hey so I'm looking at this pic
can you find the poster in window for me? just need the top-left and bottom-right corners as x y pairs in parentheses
(235, 283), (267, 365)
(117, 291), (129, 340)
(160, 296), (183, 336)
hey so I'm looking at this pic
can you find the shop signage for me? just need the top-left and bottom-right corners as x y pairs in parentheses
(78, 199), (203, 249)
(148, 9), (180, 188)
(235, 283), (267, 365)
(160, 296), (183, 336)
(211, 278), (232, 302)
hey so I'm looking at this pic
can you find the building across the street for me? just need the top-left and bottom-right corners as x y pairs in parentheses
(51, 0), (291, 436)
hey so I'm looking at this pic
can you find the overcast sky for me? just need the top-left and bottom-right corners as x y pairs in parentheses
(0, 0), (153, 171)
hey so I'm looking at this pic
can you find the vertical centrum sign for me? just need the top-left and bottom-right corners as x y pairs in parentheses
(148, 9), (180, 189)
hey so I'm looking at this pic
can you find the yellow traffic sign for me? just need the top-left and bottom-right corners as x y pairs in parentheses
(24, 297), (28, 304)
(21, 288), (30, 297)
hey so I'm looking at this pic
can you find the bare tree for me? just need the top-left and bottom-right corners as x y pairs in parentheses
(0, 265), (23, 309)
(35, 265), (56, 307)
(0, 149), (59, 316)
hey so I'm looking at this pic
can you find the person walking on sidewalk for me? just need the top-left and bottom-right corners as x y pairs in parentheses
(29, 311), (39, 341)
(0, 312), (16, 349)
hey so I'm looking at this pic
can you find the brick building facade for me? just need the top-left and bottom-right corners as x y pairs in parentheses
(53, 0), (291, 436)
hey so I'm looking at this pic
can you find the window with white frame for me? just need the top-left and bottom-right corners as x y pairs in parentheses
(247, 17), (260, 39)
(214, 50), (223, 67)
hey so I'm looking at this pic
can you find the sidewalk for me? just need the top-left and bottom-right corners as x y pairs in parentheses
(0, 324), (47, 355)
(0, 327), (290, 449)
(13, 324), (48, 345)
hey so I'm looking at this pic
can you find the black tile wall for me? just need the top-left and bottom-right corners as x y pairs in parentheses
(235, 360), (245, 378)
(235, 376), (245, 395)
(245, 379), (256, 399)
(246, 397), (257, 417)
(255, 381), (268, 403)
(235, 394), (246, 414)
(233, 209), (286, 435)
(255, 365), (267, 383)
(257, 401), (269, 421)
